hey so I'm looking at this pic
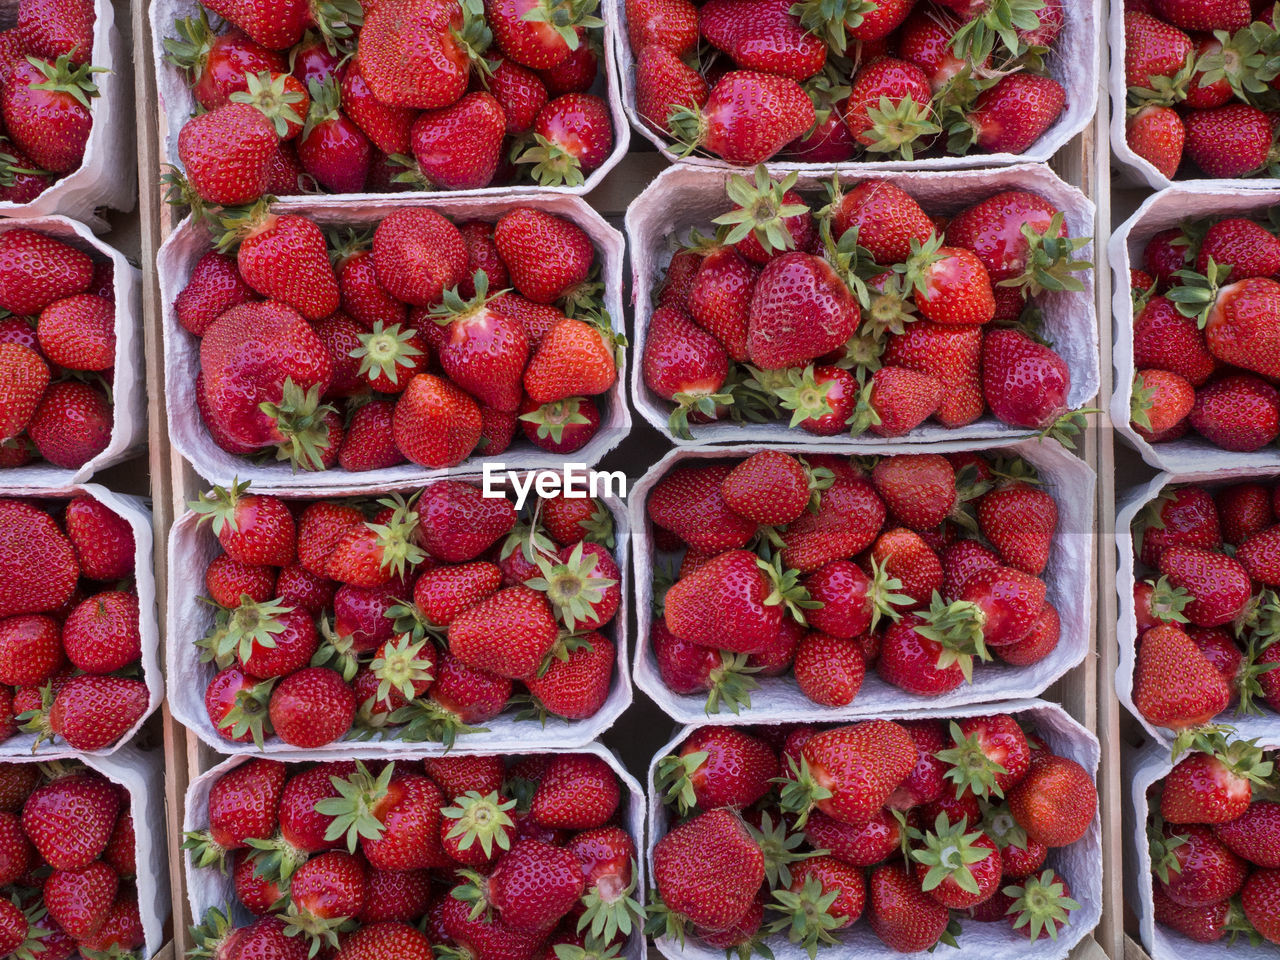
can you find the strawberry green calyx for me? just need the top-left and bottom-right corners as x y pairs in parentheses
(326, 227), (373, 267)
(643, 891), (692, 947)
(866, 556), (912, 632)
(577, 857), (645, 943)
(187, 906), (239, 960)
(370, 634), (436, 704)
(555, 938), (626, 960)
(767, 873), (843, 958)
(189, 478), (251, 533)
(896, 233), (946, 300)
(1196, 23), (1275, 103)
(387, 153), (435, 190)
(705, 651), (762, 715)
(844, 380), (880, 437)
(935, 721), (1011, 800)
(789, 0), (877, 52)
(1036, 407), (1096, 451)
(776, 756), (835, 829)
(160, 168), (210, 223)
(501, 518), (558, 567)
(915, 592), (992, 683)
(182, 828), (233, 872)
(351, 321), (426, 390)
(983, 802), (1030, 852)
(1237, 587), (1280, 640)
(997, 215), (1092, 297)
(198, 595), (293, 665)
(516, 133), (586, 188)
(245, 831), (309, 882)
(163, 8), (218, 75)
(312, 617), (362, 682)
(950, 0), (1047, 61)
(1133, 489), (1174, 558)
(1239, 637), (1280, 716)
(538, 632), (596, 676)
(667, 388), (733, 441)
(860, 94), (940, 161)
(1147, 812), (1187, 884)
(1129, 371), (1156, 430)
(798, 457), (835, 512)
(758, 551), (822, 623)
(281, 898), (352, 956)
(453, 868), (497, 922)
(232, 71), (308, 138)
(315, 760), (395, 852)
(910, 813), (990, 897)
(1126, 53), (1195, 110)
(655, 750), (709, 816)
(774, 365), (836, 430)
(215, 678), (276, 748)
(1172, 730), (1275, 787)
(260, 378), (337, 472)
(750, 810), (824, 888)
(310, 0), (365, 48)
(1147, 576), (1191, 624)
(431, 270), (508, 325)
(385, 599), (444, 645)
(17, 685), (59, 750)
(666, 104), (712, 159)
(441, 790), (517, 858)
(519, 0), (603, 48)
(1166, 257), (1229, 327)
(713, 167), (809, 257)
(451, 0), (495, 67)
(1003, 870), (1081, 942)
(390, 699), (487, 747)
(528, 541), (618, 630)
(29, 55), (105, 110)
(819, 209), (881, 306)
(577, 499), (616, 547)
(366, 494), (427, 580)
(861, 273), (917, 340)
(520, 398), (593, 444)
(8, 904), (50, 960)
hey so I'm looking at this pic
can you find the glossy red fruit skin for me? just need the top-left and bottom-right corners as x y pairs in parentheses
(1183, 104), (1272, 178)
(697, 71), (816, 165)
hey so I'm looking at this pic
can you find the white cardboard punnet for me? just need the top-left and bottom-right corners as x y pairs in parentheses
(32, 746), (170, 959)
(648, 701), (1102, 960)
(0, 0), (135, 223)
(1109, 186), (1280, 472)
(0, 218), (143, 486)
(631, 439), (1095, 725)
(167, 478), (632, 755)
(148, 0), (629, 200)
(158, 195), (629, 491)
(0, 484), (160, 757)
(1127, 736), (1279, 960)
(609, 0), (1098, 170)
(184, 741), (646, 960)
(1116, 468), (1280, 747)
(626, 164), (1099, 448)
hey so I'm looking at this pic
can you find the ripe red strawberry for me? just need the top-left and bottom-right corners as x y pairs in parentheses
(373, 209), (467, 307)
(528, 754), (618, 829)
(409, 92), (506, 190)
(524, 632), (613, 719)
(494, 208), (593, 305)
(1007, 753), (1096, 847)
(955, 73), (1065, 154)
(782, 720), (917, 825)
(268, 667), (355, 748)
(720, 450), (813, 525)
(870, 453), (955, 530)
(487, 59), (548, 136)
(176, 102), (277, 205)
(844, 57), (936, 158)
(1184, 104), (1272, 178)
(27, 381), (112, 469)
(1157, 545), (1250, 626)
(977, 480), (1057, 575)
(634, 46), (709, 137)
(669, 70), (815, 165)
(687, 246), (755, 362)
(21, 771), (119, 869)
(1190, 374), (1280, 451)
(1123, 12), (1193, 87)
(25, 674), (148, 751)
(651, 809), (764, 935)
(1135, 623), (1231, 729)
(358, 0), (474, 108)
(1148, 0), (1249, 33)
(61, 591), (140, 675)
(174, 251), (257, 337)
(0, 229), (92, 316)
(36, 293), (114, 371)
(1217, 800), (1280, 867)
(641, 306), (729, 436)
(336, 921), (434, 960)
(780, 473), (885, 572)
(44, 860), (117, 939)
(191, 481), (295, 566)
(884, 321), (984, 427)
(746, 252), (860, 369)
(627, 0), (698, 53)
(981, 328), (1072, 430)
(448, 585), (558, 679)
(0, 500), (79, 617)
(1242, 869), (1280, 944)
(0, 344), (49, 441)
(648, 463), (757, 553)
(867, 862), (953, 952)
(0, 615), (63, 687)
(1162, 740), (1270, 824)
(391, 373), (482, 469)
(699, 0), (826, 80)
(2, 55), (100, 173)
(523, 318), (617, 403)
(1152, 884), (1230, 942)
(829, 180), (934, 265)
(664, 549), (788, 656)
(853, 366), (941, 437)
(296, 79), (371, 193)
(794, 630), (866, 706)
(1157, 822), (1247, 907)
(520, 93), (614, 186)
(1132, 368), (1194, 439)
(657, 726), (777, 813)
(1197, 218), (1280, 283)
(417, 480), (516, 562)
(18, 0), (94, 64)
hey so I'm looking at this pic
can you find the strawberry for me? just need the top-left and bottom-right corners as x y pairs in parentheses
(720, 450), (814, 525)
(1157, 822), (1247, 907)
(1132, 368), (1194, 439)
(409, 92), (507, 190)
(488, 59), (549, 135)
(844, 57), (936, 159)
(191, 481), (296, 566)
(337, 922), (434, 960)
(26, 381), (112, 469)
(1136, 485), (1221, 567)
(1190, 374), (1280, 451)
(699, 0), (826, 80)
(1005, 869), (1081, 942)
(296, 79), (371, 193)
(977, 479), (1057, 575)
(626, 0), (698, 53)
(1162, 737), (1271, 824)
(417, 480), (517, 562)
(0, 230), (93, 315)
(1148, 0), (1249, 32)
(793, 630), (866, 706)
(1242, 869), (1280, 944)
(1123, 12), (1193, 87)
(286, 850), (368, 951)
(487, 0), (599, 69)
(61, 591), (140, 675)
(201, 0), (319, 51)
(358, 0), (476, 108)
(21, 771), (118, 870)
(883, 321), (984, 428)
(997, 601), (1061, 665)
(36, 294), (114, 371)
(427, 276), (529, 411)
(176, 103), (278, 205)
(775, 364), (859, 436)
(1197, 218), (1280, 282)
(981, 327), (1073, 430)
(0, 615), (62, 687)
(669, 70), (815, 165)
(523, 318), (617, 403)
(650, 809), (764, 936)
(1157, 545), (1251, 626)
(1152, 885), (1230, 942)
(1217, 800), (1280, 867)
(448, 585), (558, 679)
(373, 209), (467, 308)
(780, 473), (885, 572)
(849, 366), (941, 437)
(634, 46), (709, 137)
(651, 621), (760, 714)
(829, 180), (934, 265)
(1, 55), (100, 173)
(641, 306), (729, 436)
(0, 500), (79, 617)
(391, 373), (483, 468)
(687, 245), (755, 362)
(866, 862), (953, 952)
(174, 251), (257, 337)
(0, 344), (49, 441)
(494, 208), (593, 305)
(44, 861), (117, 939)
(648, 463), (756, 553)
(268, 667), (355, 748)
(529, 753), (618, 828)
(519, 93), (614, 186)
(1007, 753), (1095, 847)
(1135, 623), (1232, 729)
(25, 674), (148, 751)
(781, 720), (917, 825)
(524, 632), (614, 719)
(870, 453), (956, 530)
(664, 550), (789, 655)
(18, 0), (95, 64)
(746, 252), (859, 369)
(1184, 104), (1272, 178)
(657, 726), (777, 814)
(952, 73), (1064, 155)
(222, 208), (340, 321)
(910, 816), (1001, 909)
